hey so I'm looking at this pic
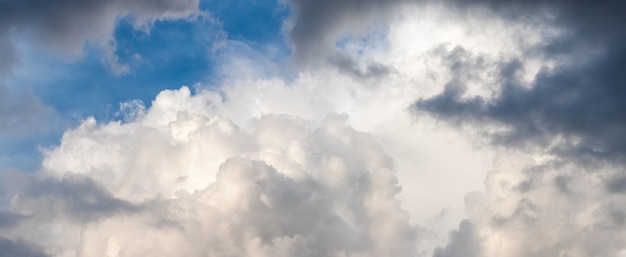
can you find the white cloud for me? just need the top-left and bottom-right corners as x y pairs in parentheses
(9, 91), (417, 256)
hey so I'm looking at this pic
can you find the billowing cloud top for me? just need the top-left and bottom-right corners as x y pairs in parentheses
(4, 87), (416, 256)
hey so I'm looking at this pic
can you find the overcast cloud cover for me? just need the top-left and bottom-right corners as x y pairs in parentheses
(1, 0), (625, 256)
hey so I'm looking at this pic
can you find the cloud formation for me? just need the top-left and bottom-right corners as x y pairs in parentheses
(402, 1), (626, 256)
(438, 152), (626, 257)
(1, 87), (417, 256)
(3, 0), (626, 256)
(282, 0), (626, 255)
(414, 0), (626, 162)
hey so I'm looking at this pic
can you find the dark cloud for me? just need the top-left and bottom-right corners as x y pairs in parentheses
(0, 237), (49, 257)
(284, 0), (409, 75)
(0, 0), (199, 75)
(405, 2), (626, 255)
(286, 0), (407, 64)
(416, 46), (626, 161)
(414, 0), (626, 163)
(328, 53), (392, 79)
(284, 0), (625, 153)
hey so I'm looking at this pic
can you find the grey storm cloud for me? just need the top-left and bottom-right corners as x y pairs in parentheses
(413, 0), (626, 162)
(398, 1), (626, 256)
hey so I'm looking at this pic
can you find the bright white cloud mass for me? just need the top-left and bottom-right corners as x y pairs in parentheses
(1, 0), (626, 256)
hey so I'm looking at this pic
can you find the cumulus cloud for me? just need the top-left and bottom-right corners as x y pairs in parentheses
(1, 87), (418, 256)
(437, 152), (626, 257)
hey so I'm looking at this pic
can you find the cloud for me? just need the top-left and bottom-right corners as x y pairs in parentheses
(0, 36), (498, 253)
(3, 1), (625, 256)
(432, 220), (481, 257)
(399, 2), (626, 255)
(281, 0), (626, 255)
(327, 53), (392, 80)
(413, 0), (626, 163)
(0, 0), (200, 75)
(0, 237), (49, 257)
(434, 152), (626, 257)
(285, 0), (404, 62)
(0, 88), (419, 256)
(282, 0), (409, 78)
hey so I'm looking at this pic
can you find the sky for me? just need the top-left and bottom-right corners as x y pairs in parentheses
(0, 0), (625, 256)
